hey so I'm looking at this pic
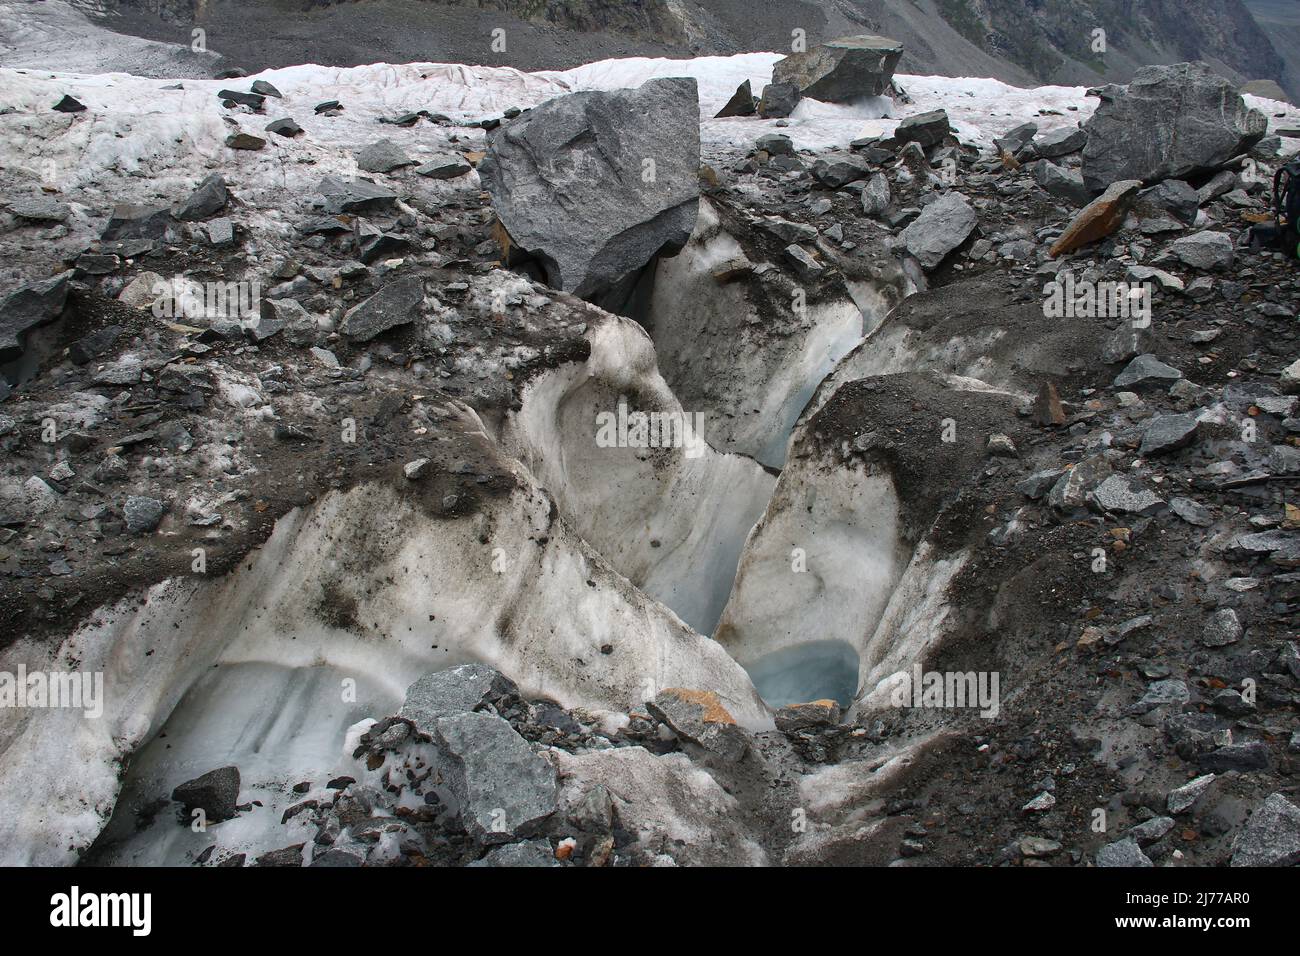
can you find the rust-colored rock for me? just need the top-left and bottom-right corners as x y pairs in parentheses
(1034, 382), (1067, 426)
(1049, 179), (1141, 257)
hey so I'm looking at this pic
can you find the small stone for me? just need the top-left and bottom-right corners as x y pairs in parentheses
(355, 139), (416, 173)
(1129, 678), (1189, 715)
(265, 118), (303, 137)
(1139, 412), (1200, 456)
(1201, 608), (1242, 647)
(226, 133), (266, 150)
(403, 458), (431, 480)
(1167, 773), (1216, 814)
(1089, 474), (1164, 515)
(1230, 793), (1300, 866)
(1198, 740), (1268, 773)
(415, 154), (472, 179)
(123, 495), (166, 533)
(172, 766), (240, 823)
(774, 699), (841, 733)
(1095, 837), (1152, 867)
(1169, 497), (1212, 527)
(1033, 382), (1066, 426)
(1018, 836), (1062, 858)
(53, 94), (86, 113)
(1128, 816), (1175, 845)
(1113, 354), (1182, 390)
(1167, 231), (1235, 271)
(1022, 791), (1056, 812)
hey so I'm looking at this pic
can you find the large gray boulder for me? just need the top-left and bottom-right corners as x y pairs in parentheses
(1081, 62), (1267, 193)
(433, 711), (558, 844)
(478, 77), (700, 302)
(900, 191), (977, 269)
(771, 35), (903, 103)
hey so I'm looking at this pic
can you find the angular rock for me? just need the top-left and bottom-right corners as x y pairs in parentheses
(770, 35), (903, 103)
(467, 839), (559, 867)
(315, 176), (398, 215)
(124, 495), (166, 533)
(355, 139), (416, 174)
(1201, 608), (1242, 647)
(206, 217), (235, 247)
(1049, 180), (1142, 257)
(1281, 358), (1300, 395)
(757, 81), (801, 118)
(1169, 496), (1213, 527)
(400, 663), (517, 732)
(1167, 231), (1234, 271)
(861, 172), (891, 216)
(339, 276), (423, 342)
(175, 173), (229, 221)
(8, 196), (69, 223)
(1197, 740), (1268, 773)
(0, 272), (72, 363)
(479, 77), (700, 301)
(784, 244), (824, 281)
(812, 155), (868, 188)
(900, 191), (977, 269)
(1081, 62), (1267, 192)
(1095, 837), (1152, 867)
(1230, 793), (1300, 866)
(646, 688), (748, 761)
(415, 154), (472, 179)
(1139, 412), (1200, 456)
(714, 79), (757, 118)
(433, 711), (558, 844)
(1129, 678), (1189, 715)
(1167, 773), (1216, 814)
(218, 89), (265, 110)
(756, 133), (795, 157)
(171, 766), (240, 823)
(1113, 354), (1182, 390)
(226, 133), (266, 150)
(994, 122), (1038, 156)
(52, 94), (86, 113)
(1049, 455), (1112, 510)
(895, 110), (950, 149)
(774, 699), (841, 734)
(249, 80), (282, 98)
(1089, 474), (1164, 515)
(1129, 816), (1175, 845)
(1138, 179), (1200, 225)
(1033, 160), (1090, 205)
(1035, 125), (1087, 158)
(265, 117), (303, 137)
(102, 204), (172, 242)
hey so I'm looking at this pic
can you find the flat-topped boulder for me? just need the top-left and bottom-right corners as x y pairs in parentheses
(771, 35), (903, 103)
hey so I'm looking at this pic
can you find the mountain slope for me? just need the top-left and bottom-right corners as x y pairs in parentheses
(53, 0), (1293, 97)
